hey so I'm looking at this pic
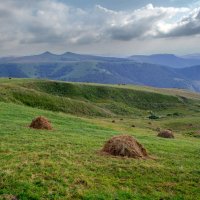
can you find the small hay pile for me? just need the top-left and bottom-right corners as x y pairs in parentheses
(157, 130), (174, 139)
(102, 135), (148, 159)
(29, 116), (52, 130)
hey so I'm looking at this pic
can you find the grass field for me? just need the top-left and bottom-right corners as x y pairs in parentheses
(0, 79), (200, 200)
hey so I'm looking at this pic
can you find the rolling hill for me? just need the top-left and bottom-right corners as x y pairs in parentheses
(0, 78), (200, 117)
(0, 52), (200, 92)
(0, 78), (200, 199)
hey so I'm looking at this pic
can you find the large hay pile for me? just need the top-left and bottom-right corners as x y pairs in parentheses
(29, 116), (52, 130)
(102, 135), (148, 159)
(157, 130), (174, 138)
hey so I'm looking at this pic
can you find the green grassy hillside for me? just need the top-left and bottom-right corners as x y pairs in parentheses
(0, 79), (199, 118)
(0, 78), (200, 200)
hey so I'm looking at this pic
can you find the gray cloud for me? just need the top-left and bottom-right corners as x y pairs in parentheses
(0, 0), (200, 55)
(107, 14), (167, 40)
(163, 8), (200, 37)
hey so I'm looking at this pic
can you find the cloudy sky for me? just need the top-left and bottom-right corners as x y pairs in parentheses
(0, 0), (200, 56)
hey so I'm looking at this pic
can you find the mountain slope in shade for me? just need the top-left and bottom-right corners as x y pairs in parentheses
(0, 52), (200, 92)
(0, 61), (199, 92)
(129, 54), (200, 68)
(178, 65), (200, 80)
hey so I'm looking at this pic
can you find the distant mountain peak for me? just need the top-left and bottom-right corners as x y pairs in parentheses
(40, 51), (55, 56)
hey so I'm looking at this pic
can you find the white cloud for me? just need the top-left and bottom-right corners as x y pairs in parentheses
(0, 0), (200, 55)
(162, 7), (200, 37)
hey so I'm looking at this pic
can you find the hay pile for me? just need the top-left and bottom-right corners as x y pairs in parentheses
(102, 135), (148, 159)
(157, 130), (174, 138)
(29, 116), (52, 130)
(0, 194), (18, 200)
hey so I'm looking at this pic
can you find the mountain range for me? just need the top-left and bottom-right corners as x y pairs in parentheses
(129, 54), (200, 68)
(0, 52), (200, 92)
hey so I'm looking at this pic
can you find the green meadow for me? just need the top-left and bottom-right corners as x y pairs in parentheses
(0, 79), (200, 200)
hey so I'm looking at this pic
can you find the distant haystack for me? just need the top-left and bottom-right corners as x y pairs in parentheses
(158, 130), (174, 139)
(29, 116), (52, 130)
(102, 135), (148, 159)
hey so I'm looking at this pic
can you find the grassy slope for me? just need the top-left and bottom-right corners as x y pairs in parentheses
(0, 78), (199, 118)
(0, 78), (200, 200)
(0, 102), (200, 200)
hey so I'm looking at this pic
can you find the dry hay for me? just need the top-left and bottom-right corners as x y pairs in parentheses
(156, 127), (161, 132)
(0, 195), (18, 200)
(102, 135), (148, 159)
(29, 116), (52, 130)
(158, 130), (174, 139)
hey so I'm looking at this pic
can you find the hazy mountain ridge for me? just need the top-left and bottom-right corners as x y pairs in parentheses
(129, 54), (200, 68)
(181, 54), (200, 60)
(0, 52), (200, 92)
(0, 52), (126, 63)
